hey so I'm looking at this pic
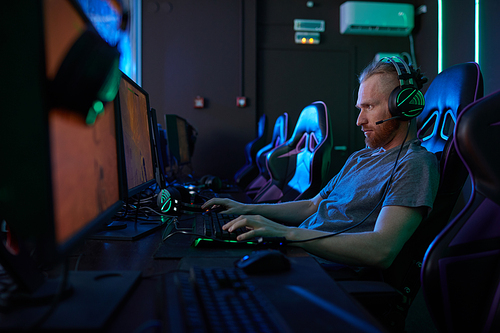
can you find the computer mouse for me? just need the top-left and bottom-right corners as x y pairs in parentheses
(204, 204), (225, 214)
(235, 249), (290, 274)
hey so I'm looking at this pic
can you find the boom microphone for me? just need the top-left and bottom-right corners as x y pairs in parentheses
(376, 116), (401, 125)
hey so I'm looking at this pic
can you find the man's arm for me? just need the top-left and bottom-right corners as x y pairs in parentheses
(224, 205), (425, 269)
(201, 194), (323, 226)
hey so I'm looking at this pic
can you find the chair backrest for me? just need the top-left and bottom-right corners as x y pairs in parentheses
(382, 63), (483, 306)
(233, 114), (268, 188)
(421, 90), (500, 333)
(245, 113), (289, 198)
(253, 101), (333, 203)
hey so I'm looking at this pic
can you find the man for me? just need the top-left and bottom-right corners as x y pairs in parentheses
(202, 59), (439, 270)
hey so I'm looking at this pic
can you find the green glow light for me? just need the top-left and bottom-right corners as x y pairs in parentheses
(438, 0), (443, 73)
(86, 109), (97, 126)
(475, 0), (480, 65)
(93, 100), (104, 114)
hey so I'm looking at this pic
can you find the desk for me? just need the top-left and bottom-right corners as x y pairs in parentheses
(62, 213), (387, 333)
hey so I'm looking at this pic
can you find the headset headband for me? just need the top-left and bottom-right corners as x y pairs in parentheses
(383, 56), (416, 88)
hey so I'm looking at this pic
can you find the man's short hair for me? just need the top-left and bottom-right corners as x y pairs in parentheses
(359, 59), (400, 96)
(358, 59), (398, 84)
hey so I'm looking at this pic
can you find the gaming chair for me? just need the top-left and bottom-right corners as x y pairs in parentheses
(234, 114), (268, 188)
(245, 113), (289, 199)
(252, 101), (333, 203)
(383, 62), (483, 290)
(421, 90), (500, 333)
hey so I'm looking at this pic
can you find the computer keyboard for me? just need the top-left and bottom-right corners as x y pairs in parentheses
(167, 266), (290, 333)
(202, 212), (246, 240)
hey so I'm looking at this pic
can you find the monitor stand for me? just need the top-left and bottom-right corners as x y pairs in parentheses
(88, 215), (173, 241)
(0, 270), (141, 331)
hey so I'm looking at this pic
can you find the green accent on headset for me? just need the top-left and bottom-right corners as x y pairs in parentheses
(97, 58), (121, 102)
(85, 101), (105, 125)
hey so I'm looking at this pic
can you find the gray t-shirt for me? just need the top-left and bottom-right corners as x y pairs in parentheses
(299, 139), (439, 233)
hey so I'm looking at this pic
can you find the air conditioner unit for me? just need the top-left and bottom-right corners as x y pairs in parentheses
(340, 1), (414, 36)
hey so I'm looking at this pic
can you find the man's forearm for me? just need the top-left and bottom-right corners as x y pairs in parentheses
(244, 199), (317, 226)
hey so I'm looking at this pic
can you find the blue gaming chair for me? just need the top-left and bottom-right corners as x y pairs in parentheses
(421, 90), (500, 333)
(245, 113), (289, 199)
(253, 101), (333, 203)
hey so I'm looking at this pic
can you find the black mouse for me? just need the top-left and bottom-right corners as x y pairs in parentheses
(235, 249), (290, 274)
(203, 204), (226, 214)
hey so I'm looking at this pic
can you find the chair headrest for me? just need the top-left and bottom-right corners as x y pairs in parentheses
(455, 90), (500, 206)
(288, 102), (328, 145)
(272, 113), (288, 145)
(257, 114), (267, 137)
(417, 62), (483, 153)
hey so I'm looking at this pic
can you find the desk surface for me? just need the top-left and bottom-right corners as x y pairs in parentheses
(58, 212), (387, 333)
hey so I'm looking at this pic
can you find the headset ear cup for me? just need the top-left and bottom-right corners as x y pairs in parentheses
(157, 185), (194, 214)
(394, 87), (425, 120)
(172, 185), (191, 203)
(388, 86), (402, 118)
(157, 187), (181, 213)
(49, 28), (120, 123)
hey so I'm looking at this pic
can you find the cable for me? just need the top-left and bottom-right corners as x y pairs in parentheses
(287, 122), (412, 245)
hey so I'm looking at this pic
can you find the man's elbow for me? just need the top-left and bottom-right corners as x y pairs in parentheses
(371, 247), (399, 270)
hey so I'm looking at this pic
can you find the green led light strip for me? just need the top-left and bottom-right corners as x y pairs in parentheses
(438, 0), (443, 73)
(439, 0), (480, 72)
(475, 0), (480, 65)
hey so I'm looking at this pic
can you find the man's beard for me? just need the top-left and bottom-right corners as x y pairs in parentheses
(365, 119), (401, 148)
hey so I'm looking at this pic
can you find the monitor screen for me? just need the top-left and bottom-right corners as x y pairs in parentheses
(0, 83), (124, 288)
(50, 100), (123, 248)
(117, 73), (156, 196)
(0, 0), (124, 269)
(164, 114), (192, 167)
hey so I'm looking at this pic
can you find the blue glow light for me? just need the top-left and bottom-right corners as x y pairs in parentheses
(77, 0), (136, 81)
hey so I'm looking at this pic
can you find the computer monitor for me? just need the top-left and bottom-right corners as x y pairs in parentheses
(116, 73), (156, 197)
(164, 114), (193, 169)
(0, 82), (140, 331)
(0, 1), (140, 330)
(89, 74), (173, 241)
(149, 108), (166, 189)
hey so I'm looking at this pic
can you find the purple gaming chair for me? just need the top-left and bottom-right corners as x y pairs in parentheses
(245, 113), (289, 199)
(421, 89), (500, 333)
(233, 114), (268, 188)
(253, 101), (333, 203)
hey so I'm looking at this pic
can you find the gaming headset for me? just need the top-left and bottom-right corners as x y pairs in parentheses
(157, 185), (203, 215)
(48, 0), (122, 126)
(376, 56), (426, 125)
(156, 175), (222, 215)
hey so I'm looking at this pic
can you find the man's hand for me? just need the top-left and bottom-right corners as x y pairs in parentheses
(222, 215), (291, 241)
(201, 198), (247, 215)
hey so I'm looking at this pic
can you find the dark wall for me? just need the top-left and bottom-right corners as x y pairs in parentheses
(421, 0), (500, 95)
(142, 0), (257, 180)
(478, 0), (500, 94)
(143, 0), (498, 180)
(255, 0), (422, 177)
